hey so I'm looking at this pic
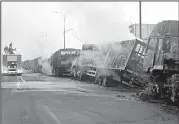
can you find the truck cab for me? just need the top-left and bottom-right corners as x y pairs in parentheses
(144, 20), (179, 104)
(2, 54), (22, 76)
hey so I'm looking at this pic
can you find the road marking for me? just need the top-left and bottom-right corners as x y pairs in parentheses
(20, 76), (26, 82)
(43, 105), (61, 124)
(35, 102), (61, 124)
(16, 76), (22, 89)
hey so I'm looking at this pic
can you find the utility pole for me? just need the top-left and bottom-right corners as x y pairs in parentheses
(53, 11), (67, 49)
(63, 15), (66, 49)
(139, 1), (142, 39)
(45, 32), (47, 44)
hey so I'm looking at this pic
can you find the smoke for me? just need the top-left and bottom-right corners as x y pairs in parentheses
(38, 57), (53, 76)
(71, 39), (137, 78)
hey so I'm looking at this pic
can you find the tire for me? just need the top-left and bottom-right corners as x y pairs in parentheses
(58, 72), (63, 77)
(174, 87), (179, 109)
(79, 71), (87, 81)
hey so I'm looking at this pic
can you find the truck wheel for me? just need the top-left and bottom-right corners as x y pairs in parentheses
(58, 73), (63, 77)
(174, 86), (179, 109)
(79, 72), (84, 81)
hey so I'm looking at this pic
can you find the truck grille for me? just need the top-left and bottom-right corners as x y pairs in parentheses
(9, 69), (16, 71)
(10, 65), (16, 68)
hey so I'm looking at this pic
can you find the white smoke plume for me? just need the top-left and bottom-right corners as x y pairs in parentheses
(73, 45), (107, 68)
(38, 57), (53, 76)
(71, 39), (138, 78)
(73, 40), (135, 67)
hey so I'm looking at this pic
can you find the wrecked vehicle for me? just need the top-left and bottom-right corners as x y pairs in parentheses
(144, 20), (179, 107)
(22, 57), (42, 73)
(71, 39), (149, 87)
(50, 48), (80, 76)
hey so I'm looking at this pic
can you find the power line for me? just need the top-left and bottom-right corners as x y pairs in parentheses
(71, 30), (87, 44)
(63, 29), (87, 44)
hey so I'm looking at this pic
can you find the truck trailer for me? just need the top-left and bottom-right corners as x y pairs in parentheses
(50, 48), (80, 77)
(71, 39), (149, 87)
(22, 57), (42, 73)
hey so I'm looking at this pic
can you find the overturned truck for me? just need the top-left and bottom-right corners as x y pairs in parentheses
(71, 39), (149, 87)
(144, 20), (179, 106)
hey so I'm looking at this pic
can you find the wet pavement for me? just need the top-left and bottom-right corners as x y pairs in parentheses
(1, 73), (179, 124)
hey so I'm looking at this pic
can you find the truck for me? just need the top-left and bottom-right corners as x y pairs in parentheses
(22, 57), (42, 73)
(71, 38), (149, 87)
(50, 48), (80, 77)
(144, 20), (179, 107)
(129, 23), (156, 43)
(2, 54), (23, 76)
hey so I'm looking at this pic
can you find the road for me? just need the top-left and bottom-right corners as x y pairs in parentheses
(1, 73), (179, 124)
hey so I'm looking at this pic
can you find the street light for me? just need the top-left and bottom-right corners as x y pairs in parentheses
(62, 29), (87, 44)
(53, 11), (67, 49)
(53, 11), (87, 46)
(62, 29), (74, 35)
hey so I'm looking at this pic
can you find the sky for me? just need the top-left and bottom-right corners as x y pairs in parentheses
(2, 2), (178, 61)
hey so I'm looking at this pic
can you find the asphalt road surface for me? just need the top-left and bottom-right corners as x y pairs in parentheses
(1, 73), (179, 124)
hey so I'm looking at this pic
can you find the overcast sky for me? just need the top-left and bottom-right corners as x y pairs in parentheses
(2, 2), (178, 61)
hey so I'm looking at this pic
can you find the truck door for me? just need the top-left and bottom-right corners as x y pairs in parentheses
(155, 38), (163, 66)
(127, 42), (146, 73)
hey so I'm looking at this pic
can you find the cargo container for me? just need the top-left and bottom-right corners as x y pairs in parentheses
(22, 57), (42, 73)
(50, 48), (80, 76)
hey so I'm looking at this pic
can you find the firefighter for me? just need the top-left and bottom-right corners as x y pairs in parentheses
(8, 42), (14, 54)
(4, 46), (9, 54)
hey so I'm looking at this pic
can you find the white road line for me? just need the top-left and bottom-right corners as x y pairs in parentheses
(16, 76), (21, 89)
(35, 102), (61, 124)
(20, 76), (26, 82)
(43, 105), (61, 124)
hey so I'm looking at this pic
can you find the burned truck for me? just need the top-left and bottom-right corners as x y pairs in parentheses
(50, 48), (80, 76)
(22, 57), (42, 73)
(71, 39), (148, 87)
(144, 20), (179, 106)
